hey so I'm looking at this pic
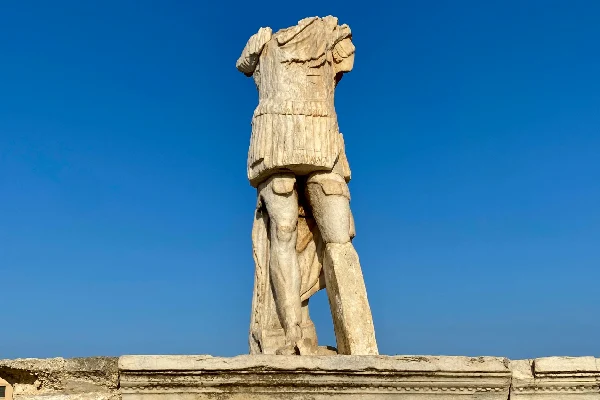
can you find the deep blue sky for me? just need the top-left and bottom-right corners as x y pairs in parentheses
(1, 1), (599, 359)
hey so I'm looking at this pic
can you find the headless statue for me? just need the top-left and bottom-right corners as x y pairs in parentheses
(237, 16), (378, 356)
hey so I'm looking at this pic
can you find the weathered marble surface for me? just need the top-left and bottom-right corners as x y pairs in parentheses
(511, 357), (600, 399)
(0, 357), (119, 400)
(3, 355), (600, 399)
(119, 355), (511, 399)
(238, 15), (377, 357)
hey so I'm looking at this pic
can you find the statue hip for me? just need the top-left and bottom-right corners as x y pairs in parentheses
(247, 110), (342, 187)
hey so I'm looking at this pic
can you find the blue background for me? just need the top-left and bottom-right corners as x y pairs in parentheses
(1, 0), (598, 359)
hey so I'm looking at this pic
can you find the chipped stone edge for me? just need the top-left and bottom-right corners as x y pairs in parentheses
(2, 355), (600, 398)
(118, 354), (511, 373)
(118, 355), (512, 395)
(511, 357), (600, 397)
(0, 357), (119, 399)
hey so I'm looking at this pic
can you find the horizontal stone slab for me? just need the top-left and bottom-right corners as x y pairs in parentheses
(535, 356), (599, 374)
(511, 357), (600, 400)
(119, 355), (511, 399)
(119, 354), (510, 372)
(4, 355), (600, 399)
(0, 357), (119, 400)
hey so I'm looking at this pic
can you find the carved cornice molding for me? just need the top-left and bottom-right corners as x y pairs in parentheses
(119, 355), (511, 398)
(510, 357), (600, 398)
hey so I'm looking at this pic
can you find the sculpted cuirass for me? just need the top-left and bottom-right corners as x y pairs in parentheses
(240, 16), (355, 187)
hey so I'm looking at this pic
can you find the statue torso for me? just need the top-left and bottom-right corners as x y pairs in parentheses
(247, 17), (349, 187)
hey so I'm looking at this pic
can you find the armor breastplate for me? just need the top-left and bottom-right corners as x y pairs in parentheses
(246, 20), (344, 187)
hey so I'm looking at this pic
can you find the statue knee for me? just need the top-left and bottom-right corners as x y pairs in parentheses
(276, 223), (296, 242)
(321, 227), (351, 245)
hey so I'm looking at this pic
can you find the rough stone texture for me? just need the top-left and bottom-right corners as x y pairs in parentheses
(511, 357), (600, 399)
(1, 376), (14, 400)
(238, 15), (378, 357)
(0, 357), (119, 400)
(119, 354), (511, 399)
(323, 242), (377, 355)
(3, 355), (600, 399)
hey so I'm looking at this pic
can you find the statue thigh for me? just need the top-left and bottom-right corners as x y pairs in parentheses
(258, 173), (302, 336)
(306, 171), (352, 244)
(259, 173), (299, 247)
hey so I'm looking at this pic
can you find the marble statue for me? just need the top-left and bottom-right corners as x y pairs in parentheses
(237, 16), (378, 356)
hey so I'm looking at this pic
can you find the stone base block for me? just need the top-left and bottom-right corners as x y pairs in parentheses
(0, 357), (119, 400)
(511, 357), (600, 400)
(119, 355), (511, 399)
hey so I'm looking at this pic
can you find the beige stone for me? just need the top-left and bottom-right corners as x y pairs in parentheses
(510, 357), (600, 400)
(237, 16), (354, 186)
(0, 377), (14, 400)
(0, 357), (119, 400)
(4, 355), (600, 399)
(119, 355), (511, 399)
(16, 395), (114, 400)
(323, 242), (377, 355)
(238, 15), (377, 356)
(535, 356), (599, 374)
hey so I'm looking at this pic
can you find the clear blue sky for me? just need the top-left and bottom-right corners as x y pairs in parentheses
(1, 0), (598, 359)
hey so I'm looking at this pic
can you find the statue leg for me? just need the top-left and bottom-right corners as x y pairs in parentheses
(306, 171), (379, 355)
(258, 173), (302, 353)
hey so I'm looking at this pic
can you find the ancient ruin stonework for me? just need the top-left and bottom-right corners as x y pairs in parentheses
(119, 355), (512, 399)
(237, 15), (377, 356)
(2, 13), (596, 400)
(511, 357), (600, 400)
(3, 355), (596, 400)
(0, 357), (119, 400)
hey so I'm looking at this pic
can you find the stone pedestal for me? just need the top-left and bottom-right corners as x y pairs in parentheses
(3, 355), (600, 399)
(511, 357), (600, 400)
(119, 355), (511, 399)
(0, 357), (119, 400)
